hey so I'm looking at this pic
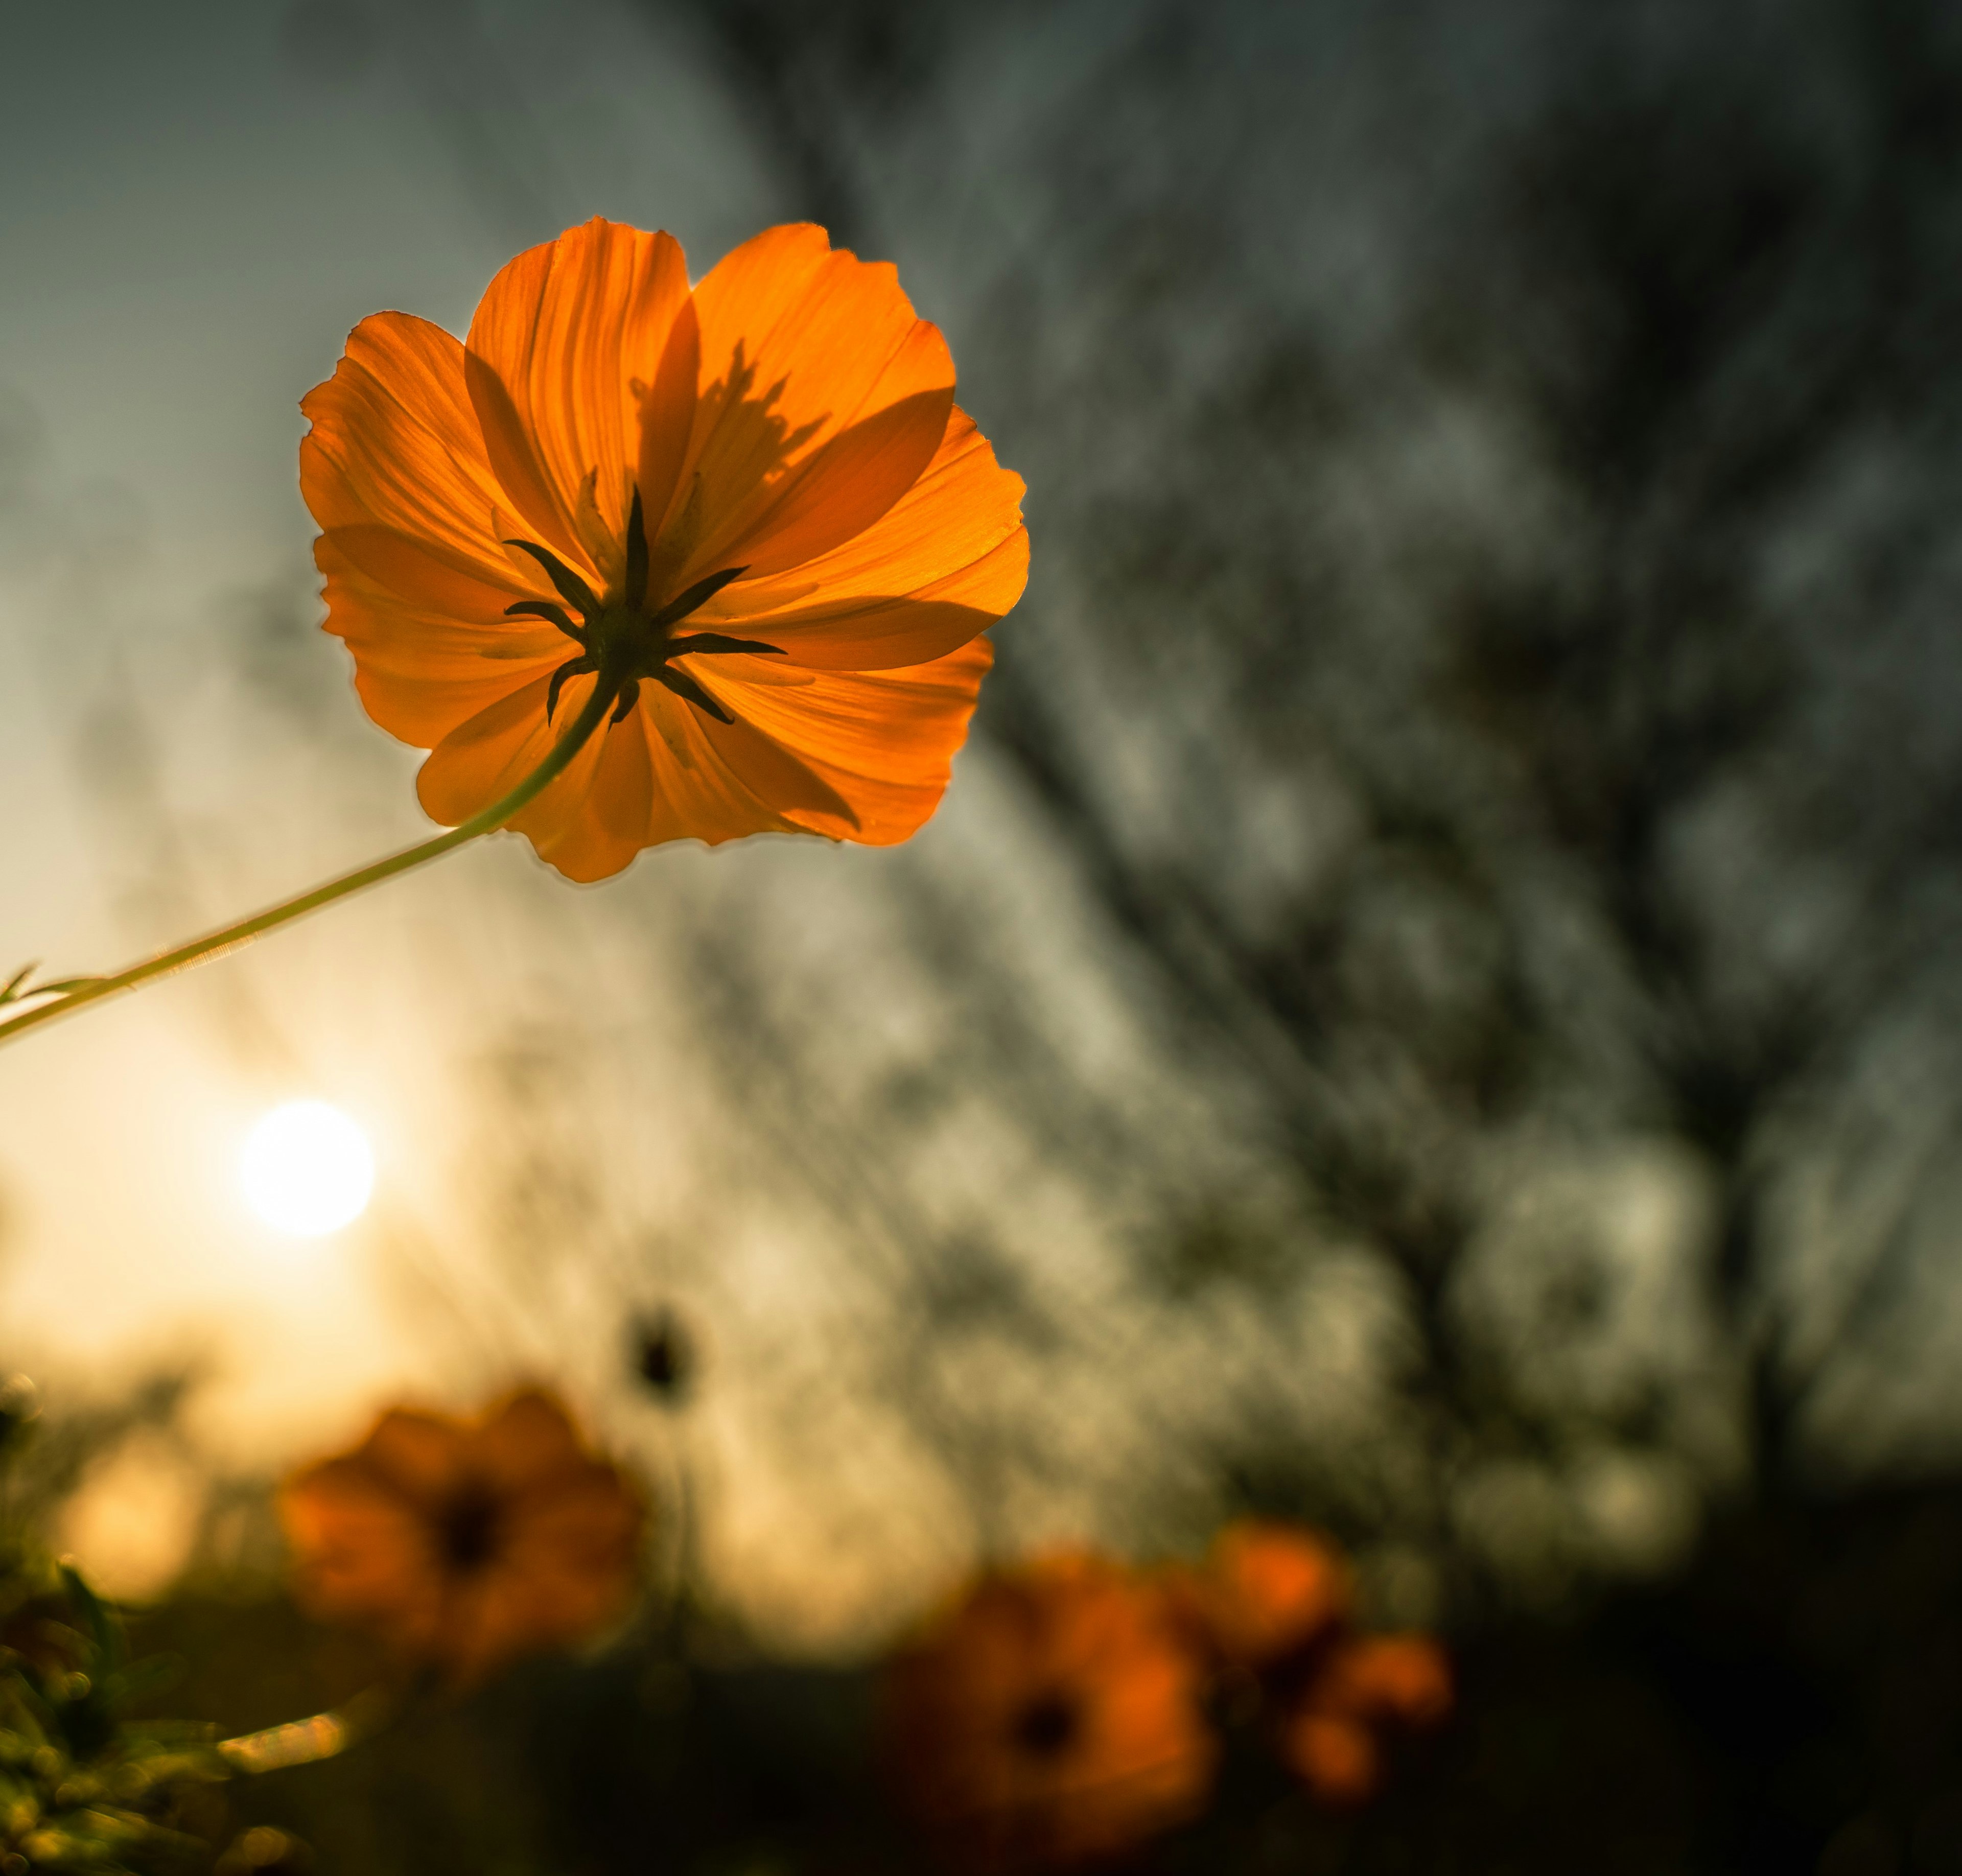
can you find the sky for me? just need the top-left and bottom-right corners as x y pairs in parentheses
(0, 0), (773, 574)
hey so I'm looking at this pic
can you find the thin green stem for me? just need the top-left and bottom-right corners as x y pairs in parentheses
(0, 679), (620, 1052)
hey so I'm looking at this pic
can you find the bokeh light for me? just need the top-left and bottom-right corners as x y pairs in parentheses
(238, 1100), (375, 1237)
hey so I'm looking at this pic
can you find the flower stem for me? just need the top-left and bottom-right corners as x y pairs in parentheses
(0, 679), (620, 1052)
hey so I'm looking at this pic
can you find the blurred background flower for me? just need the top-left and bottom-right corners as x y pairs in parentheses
(279, 1389), (643, 1687)
(1164, 1520), (1352, 1672)
(881, 1551), (1216, 1868)
(1278, 1633), (1454, 1807)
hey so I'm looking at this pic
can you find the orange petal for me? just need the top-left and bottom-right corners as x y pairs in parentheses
(324, 523), (530, 620)
(698, 711), (861, 832)
(593, 702), (656, 845)
(655, 224), (956, 594)
(414, 670), (678, 881)
(559, 694), (810, 867)
(1197, 1520), (1353, 1666)
(1317, 1636), (1454, 1728)
(439, 1571), (541, 1687)
(633, 697), (806, 845)
(695, 637), (993, 845)
(465, 218), (692, 591)
(634, 297), (700, 587)
(301, 311), (513, 591)
(278, 1463), (445, 1644)
(707, 369), (953, 582)
(415, 670), (579, 827)
(501, 1472), (645, 1582)
(1283, 1711), (1382, 1804)
(321, 589), (560, 754)
(699, 408), (1027, 669)
(470, 1390), (586, 1491)
(354, 1408), (475, 1506)
(526, 709), (663, 883)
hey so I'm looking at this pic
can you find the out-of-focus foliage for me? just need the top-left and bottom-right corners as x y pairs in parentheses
(0, 1400), (232, 1875)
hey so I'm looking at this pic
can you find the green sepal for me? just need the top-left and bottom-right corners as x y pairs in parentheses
(655, 665), (735, 724)
(502, 538), (601, 621)
(665, 632), (786, 659)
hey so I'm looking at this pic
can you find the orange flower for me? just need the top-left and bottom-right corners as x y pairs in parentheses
(1281, 1635), (1454, 1805)
(300, 218), (1027, 881)
(1315, 1633), (1454, 1728)
(882, 1552), (1217, 1869)
(1171, 1519), (1352, 1669)
(279, 1389), (644, 1689)
(1281, 1709), (1383, 1805)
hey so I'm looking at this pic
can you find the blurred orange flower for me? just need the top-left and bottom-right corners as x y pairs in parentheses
(279, 1389), (643, 1689)
(882, 1552), (1217, 1869)
(1170, 1518), (1352, 1669)
(301, 217), (1027, 881)
(1282, 1709), (1383, 1805)
(1280, 1634), (1455, 1805)
(1166, 1519), (1451, 1807)
(1316, 1633), (1454, 1727)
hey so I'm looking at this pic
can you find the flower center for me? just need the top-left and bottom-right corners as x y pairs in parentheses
(1011, 1688), (1082, 1760)
(504, 486), (784, 732)
(437, 1484), (503, 1574)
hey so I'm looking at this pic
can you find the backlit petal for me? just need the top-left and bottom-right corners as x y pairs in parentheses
(652, 224), (956, 595)
(629, 695), (805, 850)
(696, 638), (993, 845)
(415, 670), (593, 831)
(355, 1408), (474, 1505)
(471, 1390), (587, 1491)
(465, 218), (691, 594)
(697, 408), (1027, 669)
(301, 311), (515, 589)
(318, 537), (561, 751)
(279, 1463), (444, 1643)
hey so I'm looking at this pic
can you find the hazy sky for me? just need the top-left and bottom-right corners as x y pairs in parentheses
(0, 0), (775, 573)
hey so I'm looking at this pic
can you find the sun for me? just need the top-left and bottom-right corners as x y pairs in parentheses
(239, 1100), (375, 1236)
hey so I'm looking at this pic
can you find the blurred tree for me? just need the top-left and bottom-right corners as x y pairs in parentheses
(629, 0), (1962, 1606)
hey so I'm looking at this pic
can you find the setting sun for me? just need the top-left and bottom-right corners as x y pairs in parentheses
(239, 1100), (375, 1237)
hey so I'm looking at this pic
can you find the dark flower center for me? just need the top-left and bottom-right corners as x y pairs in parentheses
(634, 1309), (695, 1403)
(504, 485), (783, 733)
(437, 1484), (503, 1573)
(1012, 1688), (1082, 1759)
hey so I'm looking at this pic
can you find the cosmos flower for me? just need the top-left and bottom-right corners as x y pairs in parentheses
(1167, 1518), (1352, 1670)
(1280, 1634), (1454, 1804)
(1166, 1520), (1451, 1808)
(300, 217), (1027, 881)
(1315, 1633), (1454, 1728)
(881, 1552), (1217, 1869)
(279, 1389), (643, 1689)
